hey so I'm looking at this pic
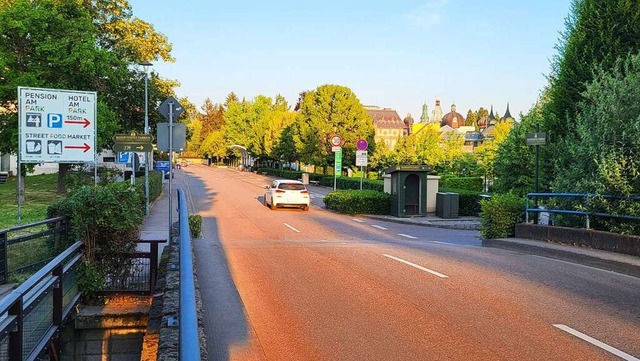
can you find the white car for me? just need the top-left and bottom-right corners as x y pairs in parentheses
(264, 180), (310, 211)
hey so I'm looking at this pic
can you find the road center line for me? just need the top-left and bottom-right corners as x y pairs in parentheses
(383, 254), (448, 278)
(553, 324), (639, 361)
(397, 233), (417, 239)
(351, 218), (365, 223)
(432, 240), (457, 246)
(371, 225), (388, 230)
(283, 223), (301, 233)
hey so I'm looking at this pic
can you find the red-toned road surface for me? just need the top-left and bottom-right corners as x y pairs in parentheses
(185, 166), (640, 361)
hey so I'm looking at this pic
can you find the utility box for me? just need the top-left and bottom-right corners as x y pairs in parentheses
(436, 192), (459, 219)
(385, 165), (430, 217)
(301, 173), (309, 185)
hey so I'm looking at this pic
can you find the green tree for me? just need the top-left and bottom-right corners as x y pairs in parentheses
(492, 106), (541, 196)
(466, 109), (477, 127)
(552, 52), (640, 234)
(545, 0), (640, 184)
(475, 121), (513, 180)
(296, 84), (375, 171)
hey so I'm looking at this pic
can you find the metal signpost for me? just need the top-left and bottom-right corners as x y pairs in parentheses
(18, 87), (97, 223)
(526, 126), (547, 223)
(158, 97), (184, 242)
(330, 135), (343, 191)
(356, 139), (369, 190)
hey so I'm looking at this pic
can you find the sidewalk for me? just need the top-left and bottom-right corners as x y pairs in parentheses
(137, 172), (186, 256)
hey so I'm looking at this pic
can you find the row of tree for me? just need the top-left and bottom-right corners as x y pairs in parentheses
(0, 0), (180, 193)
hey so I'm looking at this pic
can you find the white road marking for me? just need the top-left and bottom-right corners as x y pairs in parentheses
(429, 241), (459, 246)
(397, 233), (417, 239)
(553, 324), (639, 361)
(351, 218), (366, 223)
(383, 254), (448, 278)
(283, 223), (301, 233)
(371, 225), (388, 230)
(529, 255), (638, 279)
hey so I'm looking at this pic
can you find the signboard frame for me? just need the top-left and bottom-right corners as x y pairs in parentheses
(526, 132), (547, 146)
(18, 86), (97, 164)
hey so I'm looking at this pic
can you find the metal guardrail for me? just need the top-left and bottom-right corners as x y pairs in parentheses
(0, 217), (68, 284)
(177, 188), (200, 360)
(0, 241), (82, 360)
(96, 239), (165, 296)
(526, 193), (640, 228)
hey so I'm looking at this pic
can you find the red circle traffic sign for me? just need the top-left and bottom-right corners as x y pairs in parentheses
(356, 139), (368, 151)
(330, 134), (343, 147)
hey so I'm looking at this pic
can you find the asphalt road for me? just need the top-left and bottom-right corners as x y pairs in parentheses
(183, 165), (640, 361)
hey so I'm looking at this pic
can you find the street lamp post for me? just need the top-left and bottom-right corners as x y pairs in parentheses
(140, 61), (153, 215)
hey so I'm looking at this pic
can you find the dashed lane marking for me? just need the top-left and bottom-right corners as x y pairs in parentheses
(351, 218), (366, 223)
(371, 225), (388, 230)
(397, 233), (417, 239)
(283, 223), (301, 233)
(553, 324), (639, 361)
(383, 254), (449, 278)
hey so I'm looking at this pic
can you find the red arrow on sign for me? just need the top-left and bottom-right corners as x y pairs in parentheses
(64, 143), (91, 153)
(64, 118), (91, 128)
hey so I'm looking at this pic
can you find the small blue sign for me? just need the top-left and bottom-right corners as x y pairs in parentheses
(117, 152), (130, 164)
(47, 113), (63, 128)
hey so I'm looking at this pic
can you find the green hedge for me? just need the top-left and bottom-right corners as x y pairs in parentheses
(479, 193), (525, 239)
(440, 176), (483, 192)
(324, 190), (390, 215)
(133, 170), (163, 203)
(257, 167), (384, 191)
(439, 188), (487, 216)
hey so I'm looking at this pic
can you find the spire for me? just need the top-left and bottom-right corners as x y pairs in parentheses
(488, 105), (496, 121)
(420, 102), (428, 123)
(503, 102), (513, 119)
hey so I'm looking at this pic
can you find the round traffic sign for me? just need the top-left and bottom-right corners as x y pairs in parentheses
(330, 134), (343, 147)
(356, 139), (368, 151)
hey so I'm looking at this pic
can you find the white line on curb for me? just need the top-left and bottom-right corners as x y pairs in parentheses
(371, 225), (388, 230)
(383, 254), (448, 278)
(397, 233), (417, 239)
(553, 324), (639, 361)
(283, 223), (301, 233)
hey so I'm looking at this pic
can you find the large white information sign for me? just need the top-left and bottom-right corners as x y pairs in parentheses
(19, 87), (96, 163)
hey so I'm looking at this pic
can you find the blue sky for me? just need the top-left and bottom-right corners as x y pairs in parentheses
(129, 0), (572, 121)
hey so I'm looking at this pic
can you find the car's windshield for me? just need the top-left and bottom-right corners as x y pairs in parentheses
(278, 183), (306, 191)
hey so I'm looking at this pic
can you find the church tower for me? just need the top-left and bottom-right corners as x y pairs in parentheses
(431, 99), (444, 124)
(420, 102), (428, 123)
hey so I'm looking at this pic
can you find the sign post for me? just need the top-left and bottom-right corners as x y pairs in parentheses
(158, 97), (184, 242)
(356, 139), (369, 190)
(330, 135), (343, 191)
(526, 127), (547, 223)
(18, 87), (97, 223)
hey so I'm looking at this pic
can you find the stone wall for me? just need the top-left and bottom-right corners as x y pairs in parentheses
(142, 237), (208, 360)
(515, 223), (640, 257)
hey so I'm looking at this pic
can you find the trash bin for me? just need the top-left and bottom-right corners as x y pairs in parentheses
(436, 192), (459, 219)
(301, 173), (309, 185)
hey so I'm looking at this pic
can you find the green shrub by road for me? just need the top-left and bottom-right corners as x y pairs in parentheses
(479, 193), (525, 239)
(324, 190), (390, 215)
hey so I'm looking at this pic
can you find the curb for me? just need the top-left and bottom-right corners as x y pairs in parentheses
(362, 215), (481, 231)
(482, 238), (640, 278)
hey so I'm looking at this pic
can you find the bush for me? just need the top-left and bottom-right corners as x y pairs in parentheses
(48, 182), (144, 298)
(480, 193), (525, 239)
(133, 170), (163, 203)
(439, 188), (486, 216)
(188, 214), (202, 238)
(324, 190), (390, 215)
(440, 176), (483, 192)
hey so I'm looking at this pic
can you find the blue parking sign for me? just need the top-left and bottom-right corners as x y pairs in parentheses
(117, 152), (130, 164)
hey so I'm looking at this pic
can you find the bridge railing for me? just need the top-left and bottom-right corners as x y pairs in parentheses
(0, 217), (69, 285)
(525, 193), (640, 229)
(0, 241), (82, 360)
(177, 188), (200, 360)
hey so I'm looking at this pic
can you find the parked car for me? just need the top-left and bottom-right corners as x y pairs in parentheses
(264, 180), (310, 211)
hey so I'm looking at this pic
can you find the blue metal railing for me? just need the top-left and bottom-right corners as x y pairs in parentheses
(526, 193), (640, 228)
(0, 241), (82, 360)
(177, 189), (200, 360)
